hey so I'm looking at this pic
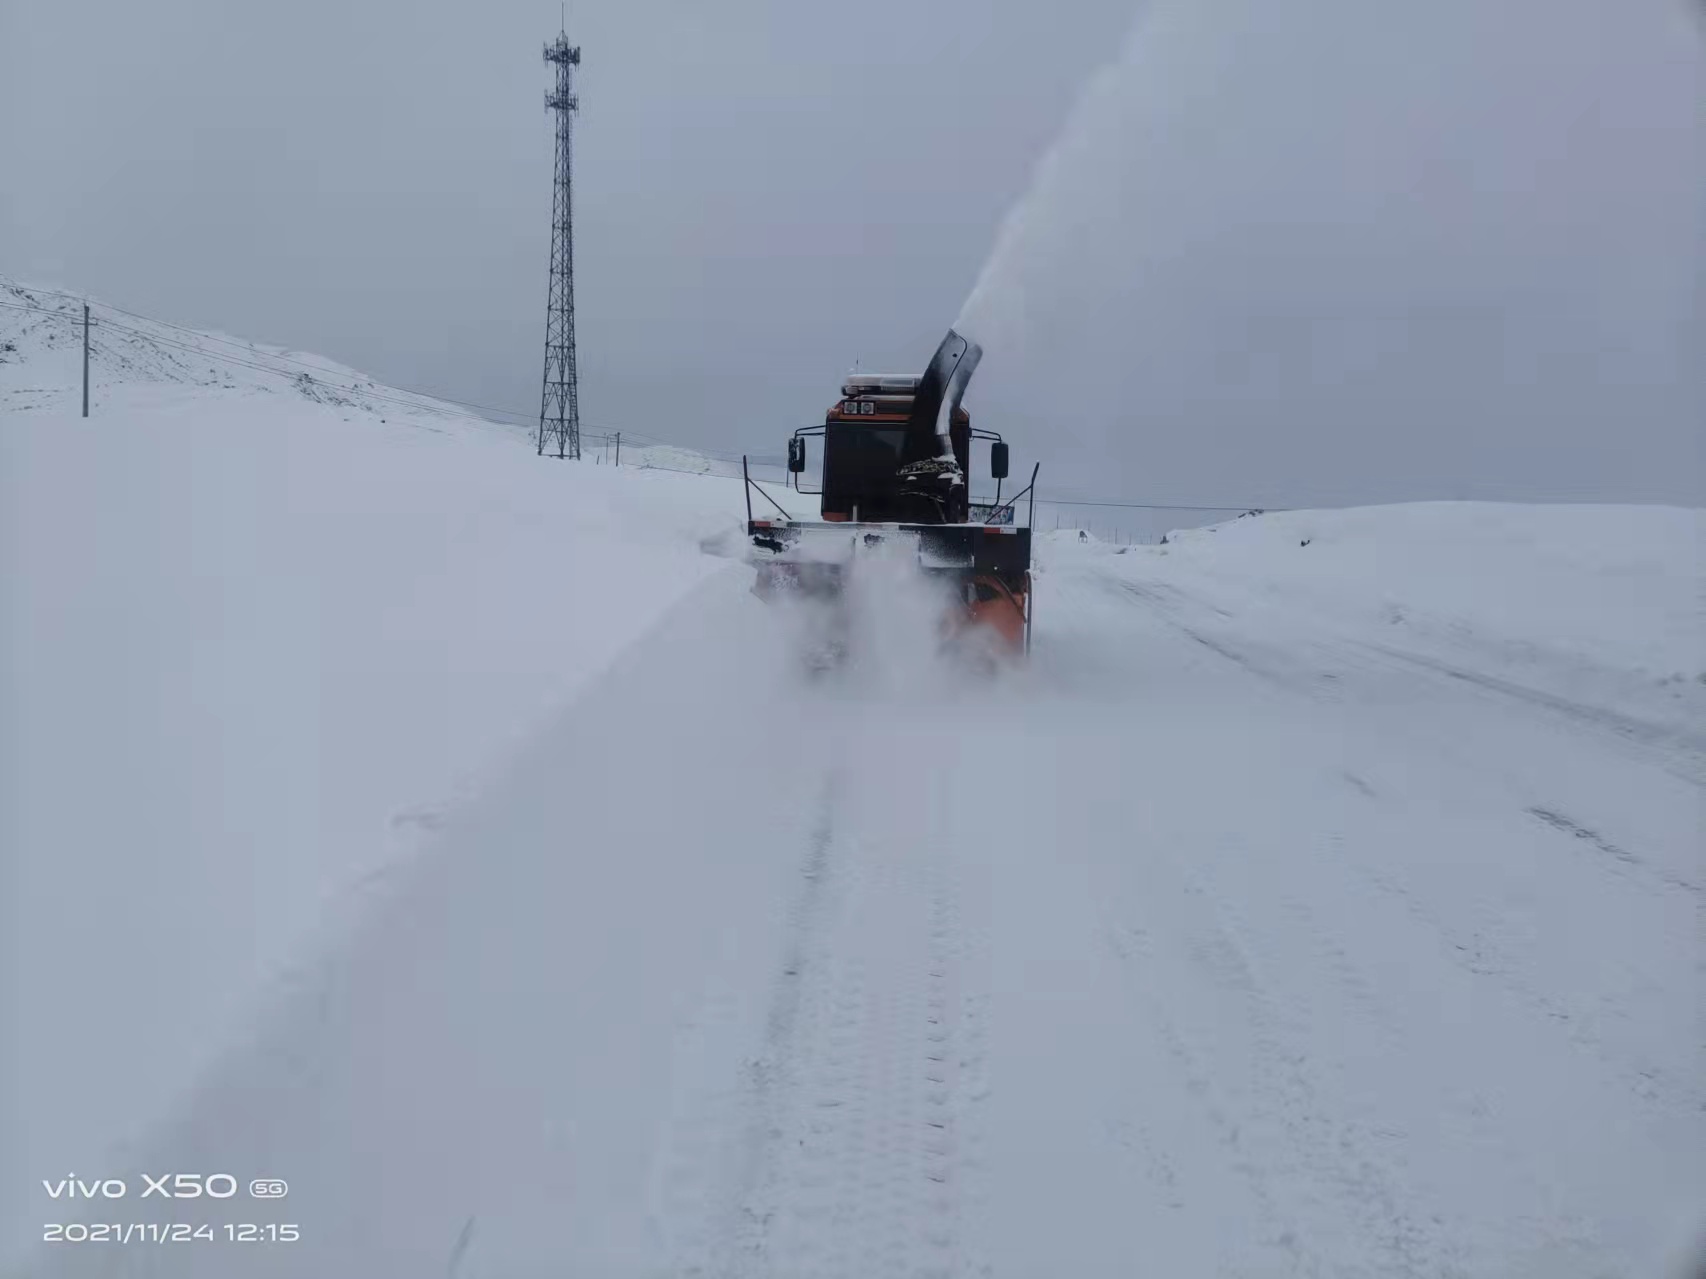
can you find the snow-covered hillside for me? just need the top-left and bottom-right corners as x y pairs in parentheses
(0, 284), (808, 1271)
(0, 281), (519, 432)
(3, 291), (1702, 1278)
(0, 279), (784, 480)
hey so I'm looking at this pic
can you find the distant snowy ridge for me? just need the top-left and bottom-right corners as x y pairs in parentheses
(0, 277), (789, 485)
(0, 277), (523, 434)
(2, 283), (559, 467)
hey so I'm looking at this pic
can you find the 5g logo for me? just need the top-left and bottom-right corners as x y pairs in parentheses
(141, 1174), (238, 1199)
(42, 1172), (287, 1201)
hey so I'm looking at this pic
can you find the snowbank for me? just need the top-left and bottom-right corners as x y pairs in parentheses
(0, 305), (786, 1263)
(1137, 501), (1705, 689)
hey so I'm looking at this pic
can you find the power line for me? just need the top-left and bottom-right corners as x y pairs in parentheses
(5, 294), (1278, 513)
(1037, 496), (1279, 513)
(100, 307), (538, 422)
(0, 298), (81, 319)
(108, 321), (536, 424)
(5, 292), (542, 424)
(9, 301), (715, 453)
(5, 297), (528, 428)
(96, 323), (510, 424)
(2, 294), (843, 460)
(4, 293), (719, 447)
(5, 295), (741, 453)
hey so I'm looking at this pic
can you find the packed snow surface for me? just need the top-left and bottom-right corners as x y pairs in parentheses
(4, 287), (1703, 1277)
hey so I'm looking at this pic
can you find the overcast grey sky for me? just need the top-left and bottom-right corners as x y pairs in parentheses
(4, 0), (1701, 508)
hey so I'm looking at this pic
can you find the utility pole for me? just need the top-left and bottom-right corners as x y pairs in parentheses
(614, 431), (620, 465)
(81, 304), (90, 417)
(537, 29), (583, 460)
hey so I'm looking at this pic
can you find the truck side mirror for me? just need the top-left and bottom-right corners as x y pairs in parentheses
(788, 438), (806, 473)
(990, 440), (1010, 480)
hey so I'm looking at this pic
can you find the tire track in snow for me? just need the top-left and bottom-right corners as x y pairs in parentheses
(1110, 562), (1706, 793)
(1318, 829), (1703, 1123)
(1102, 841), (1467, 1277)
(1102, 577), (1296, 689)
(677, 758), (984, 1279)
(1096, 572), (1362, 704)
(1099, 918), (1305, 1259)
(1183, 873), (1455, 1277)
(645, 771), (842, 1278)
(727, 771), (844, 1275)
(1351, 640), (1706, 788)
(1526, 805), (1702, 898)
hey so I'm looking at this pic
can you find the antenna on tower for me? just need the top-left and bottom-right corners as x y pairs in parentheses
(538, 25), (582, 459)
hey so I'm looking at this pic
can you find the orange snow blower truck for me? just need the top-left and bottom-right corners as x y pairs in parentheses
(742, 329), (1038, 657)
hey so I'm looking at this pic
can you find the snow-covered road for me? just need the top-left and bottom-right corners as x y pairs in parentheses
(21, 517), (1701, 1278)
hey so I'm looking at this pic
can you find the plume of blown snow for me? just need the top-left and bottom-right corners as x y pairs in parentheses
(839, 538), (962, 699)
(954, 0), (1706, 510)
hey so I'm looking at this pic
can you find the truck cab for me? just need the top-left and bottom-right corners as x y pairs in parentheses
(788, 372), (1011, 524)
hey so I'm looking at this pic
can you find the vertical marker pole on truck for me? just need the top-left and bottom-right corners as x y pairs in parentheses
(81, 304), (90, 417)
